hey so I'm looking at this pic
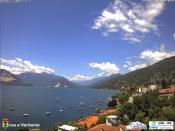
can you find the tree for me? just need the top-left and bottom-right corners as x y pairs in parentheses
(96, 115), (106, 124)
(135, 112), (144, 122)
(162, 107), (175, 121)
(161, 79), (167, 89)
(118, 93), (129, 105)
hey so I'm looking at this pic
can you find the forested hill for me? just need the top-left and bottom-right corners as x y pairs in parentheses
(93, 56), (175, 89)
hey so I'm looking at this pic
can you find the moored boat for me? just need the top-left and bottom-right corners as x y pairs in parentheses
(23, 114), (29, 117)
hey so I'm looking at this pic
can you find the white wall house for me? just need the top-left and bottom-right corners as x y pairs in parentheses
(148, 85), (157, 91)
(58, 125), (78, 131)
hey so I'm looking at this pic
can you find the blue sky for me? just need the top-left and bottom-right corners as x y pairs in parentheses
(0, 0), (175, 81)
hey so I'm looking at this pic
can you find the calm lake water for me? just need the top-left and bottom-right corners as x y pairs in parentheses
(0, 85), (118, 129)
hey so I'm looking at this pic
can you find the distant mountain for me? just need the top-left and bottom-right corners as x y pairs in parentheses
(75, 74), (121, 87)
(0, 69), (22, 85)
(18, 72), (76, 88)
(93, 56), (175, 89)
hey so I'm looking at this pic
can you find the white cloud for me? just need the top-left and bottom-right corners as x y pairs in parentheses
(125, 44), (175, 72)
(89, 62), (119, 75)
(173, 33), (175, 40)
(0, 58), (55, 74)
(92, 0), (165, 43)
(69, 74), (94, 81)
(140, 50), (175, 64)
(123, 64), (128, 68)
(123, 60), (132, 68)
(128, 63), (147, 71)
(70, 62), (120, 81)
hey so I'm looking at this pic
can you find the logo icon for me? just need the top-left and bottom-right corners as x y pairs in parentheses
(2, 117), (9, 129)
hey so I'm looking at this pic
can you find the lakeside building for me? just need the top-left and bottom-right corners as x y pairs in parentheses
(128, 96), (134, 103)
(137, 84), (159, 94)
(88, 115), (126, 131)
(58, 125), (78, 131)
(148, 84), (158, 91)
(159, 87), (175, 98)
(87, 123), (126, 131)
(137, 85), (148, 94)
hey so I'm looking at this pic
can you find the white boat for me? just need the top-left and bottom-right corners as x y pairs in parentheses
(23, 114), (29, 117)
(45, 112), (51, 115)
(59, 109), (63, 112)
(80, 101), (84, 106)
(10, 108), (15, 111)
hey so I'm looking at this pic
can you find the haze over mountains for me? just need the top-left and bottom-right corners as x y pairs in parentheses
(74, 74), (121, 87)
(1, 56), (175, 88)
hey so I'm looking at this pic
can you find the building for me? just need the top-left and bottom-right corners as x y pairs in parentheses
(58, 125), (78, 131)
(88, 115), (126, 131)
(170, 84), (175, 90)
(126, 121), (146, 130)
(87, 124), (126, 131)
(128, 96), (134, 103)
(137, 86), (148, 94)
(106, 115), (118, 126)
(159, 87), (175, 98)
(148, 84), (158, 91)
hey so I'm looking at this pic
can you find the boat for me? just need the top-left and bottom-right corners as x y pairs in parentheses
(10, 108), (15, 111)
(59, 109), (63, 112)
(45, 112), (51, 115)
(23, 114), (29, 117)
(89, 106), (94, 108)
(80, 101), (84, 106)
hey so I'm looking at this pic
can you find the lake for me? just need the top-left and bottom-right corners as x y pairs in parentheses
(0, 85), (118, 129)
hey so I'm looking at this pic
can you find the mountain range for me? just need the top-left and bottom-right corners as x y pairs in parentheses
(75, 74), (121, 87)
(1, 56), (175, 88)
(92, 56), (175, 89)
(0, 69), (22, 86)
(0, 69), (76, 88)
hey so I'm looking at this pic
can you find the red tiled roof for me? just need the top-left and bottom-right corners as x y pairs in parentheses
(76, 115), (99, 128)
(170, 84), (175, 90)
(100, 108), (117, 115)
(159, 88), (175, 94)
(87, 124), (126, 131)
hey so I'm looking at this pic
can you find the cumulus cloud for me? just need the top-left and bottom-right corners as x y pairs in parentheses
(69, 74), (94, 81)
(89, 62), (119, 75)
(140, 50), (175, 64)
(92, 0), (165, 43)
(70, 62), (120, 81)
(0, 58), (55, 74)
(125, 44), (175, 71)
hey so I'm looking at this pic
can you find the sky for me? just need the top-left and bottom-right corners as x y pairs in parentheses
(0, 0), (175, 81)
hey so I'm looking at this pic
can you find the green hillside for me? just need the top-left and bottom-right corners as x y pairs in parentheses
(94, 56), (175, 89)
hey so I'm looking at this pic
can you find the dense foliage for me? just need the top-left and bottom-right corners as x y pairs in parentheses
(117, 90), (175, 124)
(94, 56), (175, 89)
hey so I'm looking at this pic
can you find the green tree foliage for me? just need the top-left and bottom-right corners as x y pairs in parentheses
(135, 112), (144, 122)
(118, 90), (175, 124)
(96, 115), (106, 124)
(118, 93), (129, 105)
